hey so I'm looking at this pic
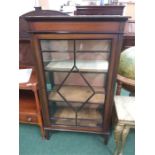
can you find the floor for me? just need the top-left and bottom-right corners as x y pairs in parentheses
(19, 89), (135, 155)
(19, 124), (135, 155)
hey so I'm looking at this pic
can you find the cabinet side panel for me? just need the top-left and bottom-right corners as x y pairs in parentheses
(103, 34), (124, 133)
(31, 38), (51, 127)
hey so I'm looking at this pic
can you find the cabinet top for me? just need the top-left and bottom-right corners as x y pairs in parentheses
(25, 15), (129, 22)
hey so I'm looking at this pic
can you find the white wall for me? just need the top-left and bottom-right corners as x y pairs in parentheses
(18, 0), (133, 16)
(18, 0), (36, 16)
(48, 0), (68, 11)
(18, 0), (70, 14)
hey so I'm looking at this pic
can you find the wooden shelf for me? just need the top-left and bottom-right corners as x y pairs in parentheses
(48, 85), (105, 104)
(51, 107), (102, 127)
(76, 50), (110, 53)
(42, 50), (74, 53)
(45, 60), (108, 72)
(41, 50), (110, 53)
(19, 90), (37, 114)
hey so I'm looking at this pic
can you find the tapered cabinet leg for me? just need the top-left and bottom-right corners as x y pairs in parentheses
(103, 134), (109, 145)
(129, 92), (135, 96)
(40, 126), (45, 139)
(44, 130), (50, 140)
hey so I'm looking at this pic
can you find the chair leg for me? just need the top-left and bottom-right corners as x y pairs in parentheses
(104, 134), (109, 145)
(40, 125), (46, 139)
(119, 126), (130, 155)
(114, 123), (124, 155)
(116, 81), (122, 95)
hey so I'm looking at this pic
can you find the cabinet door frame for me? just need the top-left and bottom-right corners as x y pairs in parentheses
(31, 33), (123, 132)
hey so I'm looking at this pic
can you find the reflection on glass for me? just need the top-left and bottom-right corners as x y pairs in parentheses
(41, 40), (74, 51)
(75, 40), (111, 51)
(40, 39), (111, 128)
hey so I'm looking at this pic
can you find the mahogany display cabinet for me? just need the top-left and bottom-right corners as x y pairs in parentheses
(25, 15), (128, 143)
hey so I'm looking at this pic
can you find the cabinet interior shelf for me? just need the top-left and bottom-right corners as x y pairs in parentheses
(48, 85), (105, 104)
(41, 50), (110, 53)
(51, 107), (102, 127)
(45, 60), (108, 72)
(19, 90), (37, 114)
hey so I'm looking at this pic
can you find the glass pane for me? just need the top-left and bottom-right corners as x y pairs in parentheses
(50, 106), (76, 126)
(76, 52), (110, 60)
(77, 108), (103, 127)
(41, 40), (74, 72)
(75, 40), (111, 51)
(40, 39), (111, 127)
(41, 40), (74, 51)
(40, 39), (110, 73)
(53, 72), (107, 87)
(75, 40), (111, 73)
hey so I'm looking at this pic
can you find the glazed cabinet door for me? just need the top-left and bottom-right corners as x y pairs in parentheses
(35, 35), (114, 131)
